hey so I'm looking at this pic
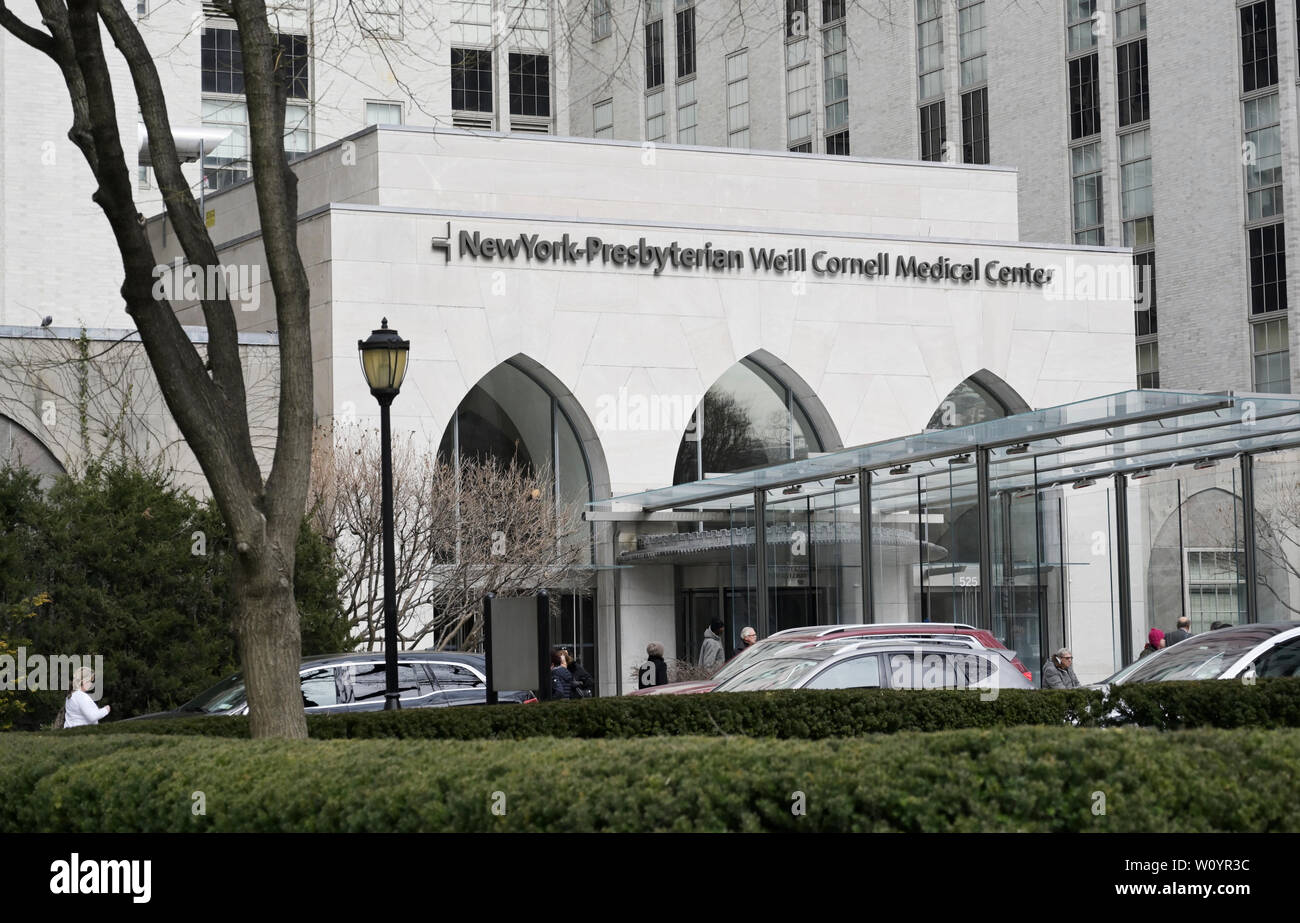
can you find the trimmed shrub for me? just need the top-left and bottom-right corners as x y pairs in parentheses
(4, 726), (1299, 832)
(65, 677), (1300, 741)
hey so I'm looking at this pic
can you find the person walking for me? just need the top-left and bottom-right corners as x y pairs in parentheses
(564, 648), (595, 698)
(731, 626), (757, 660)
(639, 642), (669, 689)
(1165, 616), (1192, 646)
(62, 667), (110, 728)
(1140, 628), (1165, 658)
(1040, 649), (1080, 689)
(699, 618), (726, 671)
(549, 649), (575, 700)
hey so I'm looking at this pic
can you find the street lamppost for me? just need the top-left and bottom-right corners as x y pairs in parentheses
(358, 318), (410, 710)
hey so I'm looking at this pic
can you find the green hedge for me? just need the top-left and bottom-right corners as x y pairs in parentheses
(64, 677), (1300, 740)
(5, 727), (1299, 832)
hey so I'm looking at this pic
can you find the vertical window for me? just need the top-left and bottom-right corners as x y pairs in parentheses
(1136, 341), (1160, 389)
(824, 21), (849, 141)
(676, 1), (696, 79)
(1248, 224), (1288, 314)
(593, 98), (613, 138)
(201, 98), (250, 190)
(727, 50), (750, 148)
(1186, 551), (1245, 632)
(1066, 0), (1097, 53)
(645, 2), (665, 88)
(1068, 54), (1100, 140)
(676, 79), (697, 143)
(1116, 39), (1149, 127)
(920, 100), (946, 162)
(1134, 252), (1157, 336)
(1119, 129), (1153, 248)
(916, 0), (944, 102)
(822, 0), (845, 22)
(957, 0), (986, 88)
(1071, 141), (1104, 245)
(365, 101), (402, 126)
(786, 0), (809, 38)
(1253, 316), (1291, 392)
(202, 28), (244, 95)
(1245, 93), (1283, 220)
(1114, 0), (1146, 39)
(787, 34), (813, 147)
(826, 130), (849, 155)
(509, 52), (550, 117)
(1241, 0), (1279, 93)
(592, 0), (611, 41)
(646, 88), (666, 141)
(961, 86), (988, 164)
(451, 48), (493, 112)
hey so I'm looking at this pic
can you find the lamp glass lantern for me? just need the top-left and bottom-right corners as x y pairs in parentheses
(357, 318), (410, 399)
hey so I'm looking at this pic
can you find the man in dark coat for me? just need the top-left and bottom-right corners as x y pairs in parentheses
(639, 642), (669, 689)
(1165, 616), (1192, 646)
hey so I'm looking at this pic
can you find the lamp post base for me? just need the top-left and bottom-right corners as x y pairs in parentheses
(384, 692), (402, 711)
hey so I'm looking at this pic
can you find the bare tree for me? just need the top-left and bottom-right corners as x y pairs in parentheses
(309, 423), (591, 653)
(1, 0), (314, 737)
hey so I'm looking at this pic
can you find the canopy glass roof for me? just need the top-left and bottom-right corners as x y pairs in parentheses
(593, 390), (1300, 512)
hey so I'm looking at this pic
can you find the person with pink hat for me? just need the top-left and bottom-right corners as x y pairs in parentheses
(1140, 628), (1166, 658)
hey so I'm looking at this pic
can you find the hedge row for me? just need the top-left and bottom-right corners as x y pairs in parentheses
(6, 727), (1300, 832)
(65, 677), (1300, 740)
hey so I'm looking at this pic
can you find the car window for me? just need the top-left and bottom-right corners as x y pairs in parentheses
(717, 658), (820, 692)
(300, 667), (339, 708)
(1254, 638), (1300, 678)
(431, 663), (484, 688)
(886, 651), (994, 689)
(803, 655), (881, 690)
(351, 662), (424, 702)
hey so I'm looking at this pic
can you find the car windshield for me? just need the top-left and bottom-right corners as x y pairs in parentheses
(718, 658), (822, 691)
(1107, 629), (1283, 684)
(178, 673), (247, 714)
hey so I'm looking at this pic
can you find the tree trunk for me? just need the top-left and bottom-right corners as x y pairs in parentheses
(234, 536), (308, 739)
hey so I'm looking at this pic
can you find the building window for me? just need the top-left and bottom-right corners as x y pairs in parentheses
(1134, 252), (1157, 336)
(916, 0), (944, 103)
(646, 88), (666, 141)
(1120, 129), (1153, 248)
(790, 141), (813, 153)
(957, 0), (986, 88)
(357, 0), (403, 40)
(509, 52), (550, 117)
(1066, 0), (1097, 54)
(1071, 140), (1104, 245)
(1240, 0), (1279, 93)
(786, 39), (813, 147)
(676, 1), (696, 79)
(961, 87), (988, 164)
(1248, 223), (1288, 314)
(920, 100), (945, 161)
(1253, 316), (1291, 392)
(786, 0), (809, 38)
(592, 0), (611, 41)
(726, 50), (750, 148)
(365, 101), (402, 126)
(201, 27), (244, 95)
(826, 130), (849, 156)
(1114, 0), (1146, 39)
(451, 48), (493, 112)
(1186, 550), (1245, 632)
(1136, 341), (1159, 389)
(676, 79), (697, 143)
(824, 22), (848, 137)
(1068, 54), (1100, 140)
(645, 5), (665, 89)
(1245, 93), (1283, 221)
(1116, 39), (1149, 127)
(822, 0), (845, 22)
(593, 98), (613, 138)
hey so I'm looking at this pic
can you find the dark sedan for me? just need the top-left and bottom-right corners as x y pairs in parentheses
(131, 652), (536, 719)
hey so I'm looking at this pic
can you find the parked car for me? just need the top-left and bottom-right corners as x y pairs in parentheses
(1095, 622), (1300, 688)
(628, 622), (1033, 696)
(709, 636), (1035, 693)
(129, 652), (536, 719)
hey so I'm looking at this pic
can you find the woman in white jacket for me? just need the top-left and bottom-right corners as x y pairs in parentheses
(63, 666), (110, 727)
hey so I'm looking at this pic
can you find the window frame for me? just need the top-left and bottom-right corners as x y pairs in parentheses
(726, 49), (750, 148)
(450, 46), (494, 114)
(1251, 315), (1291, 392)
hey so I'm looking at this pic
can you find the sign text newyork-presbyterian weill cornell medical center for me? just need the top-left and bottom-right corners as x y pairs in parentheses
(452, 229), (1058, 287)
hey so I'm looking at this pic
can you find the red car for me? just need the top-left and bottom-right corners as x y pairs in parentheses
(629, 622), (1034, 695)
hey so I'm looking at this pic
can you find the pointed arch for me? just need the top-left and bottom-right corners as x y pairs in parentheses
(926, 369), (1031, 431)
(1, 413), (65, 482)
(671, 351), (840, 485)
